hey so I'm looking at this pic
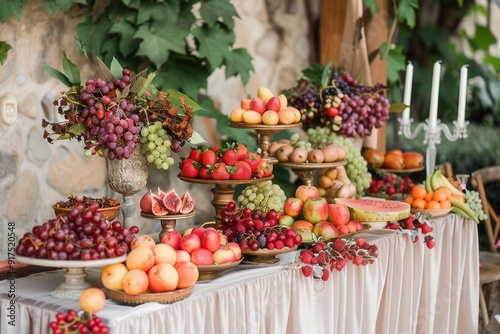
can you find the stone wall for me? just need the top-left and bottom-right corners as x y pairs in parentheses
(0, 0), (316, 259)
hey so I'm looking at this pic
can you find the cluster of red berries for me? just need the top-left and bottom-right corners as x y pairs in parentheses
(50, 310), (108, 334)
(369, 172), (415, 196)
(385, 213), (435, 249)
(295, 237), (378, 281)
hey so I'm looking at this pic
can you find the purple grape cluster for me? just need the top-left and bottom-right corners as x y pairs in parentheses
(16, 202), (139, 261)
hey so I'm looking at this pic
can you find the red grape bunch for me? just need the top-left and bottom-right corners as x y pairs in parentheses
(385, 213), (435, 249)
(50, 309), (108, 334)
(16, 202), (139, 260)
(219, 201), (303, 251)
(295, 238), (379, 281)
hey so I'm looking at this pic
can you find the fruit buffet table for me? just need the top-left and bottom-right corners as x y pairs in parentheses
(0, 213), (478, 334)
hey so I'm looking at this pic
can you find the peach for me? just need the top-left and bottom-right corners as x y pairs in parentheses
(122, 269), (149, 295)
(180, 233), (201, 254)
(148, 263), (179, 293)
(219, 234), (228, 245)
(242, 110), (262, 124)
(257, 87), (274, 104)
(346, 221), (357, 233)
(190, 248), (214, 265)
(79, 288), (106, 313)
(190, 227), (205, 237)
(175, 261), (199, 289)
(130, 235), (156, 250)
(283, 197), (304, 218)
(230, 108), (246, 123)
(200, 227), (221, 252)
(125, 246), (155, 272)
(338, 225), (350, 236)
(295, 185), (320, 202)
(100, 263), (128, 291)
(262, 110), (279, 125)
(240, 98), (251, 111)
(152, 243), (176, 265)
(277, 107), (297, 125)
(175, 250), (191, 264)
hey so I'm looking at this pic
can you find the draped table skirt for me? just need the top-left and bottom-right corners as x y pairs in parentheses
(0, 213), (478, 334)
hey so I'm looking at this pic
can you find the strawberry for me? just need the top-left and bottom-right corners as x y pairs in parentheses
(211, 162), (231, 180)
(201, 149), (217, 167)
(253, 159), (273, 178)
(198, 166), (212, 179)
(240, 151), (261, 170)
(188, 149), (202, 162)
(180, 161), (199, 178)
(221, 148), (238, 166)
(180, 157), (195, 168)
(235, 143), (248, 160)
(230, 161), (252, 180)
(420, 223), (433, 234)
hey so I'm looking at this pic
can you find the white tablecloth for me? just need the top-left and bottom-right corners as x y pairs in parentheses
(0, 213), (479, 334)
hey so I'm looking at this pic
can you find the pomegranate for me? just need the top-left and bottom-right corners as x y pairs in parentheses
(140, 190), (154, 214)
(180, 191), (195, 214)
(163, 189), (182, 214)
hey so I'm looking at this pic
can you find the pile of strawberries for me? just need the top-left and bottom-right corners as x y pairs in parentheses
(369, 171), (415, 196)
(179, 142), (273, 180)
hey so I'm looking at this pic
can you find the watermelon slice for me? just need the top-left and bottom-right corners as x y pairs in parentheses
(334, 198), (411, 222)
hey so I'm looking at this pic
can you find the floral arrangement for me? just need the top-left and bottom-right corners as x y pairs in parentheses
(42, 51), (204, 170)
(282, 63), (395, 138)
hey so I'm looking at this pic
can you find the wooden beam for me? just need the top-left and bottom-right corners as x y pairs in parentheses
(320, 0), (348, 66)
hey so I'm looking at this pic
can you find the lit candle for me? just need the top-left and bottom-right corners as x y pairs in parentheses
(457, 65), (468, 127)
(402, 61), (414, 125)
(428, 60), (441, 131)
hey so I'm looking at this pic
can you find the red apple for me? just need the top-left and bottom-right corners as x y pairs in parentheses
(250, 97), (266, 115)
(328, 203), (351, 227)
(213, 246), (236, 264)
(180, 234), (201, 254)
(175, 250), (191, 264)
(283, 197), (304, 218)
(338, 225), (350, 236)
(200, 228), (221, 252)
(279, 214), (295, 227)
(161, 230), (182, 250)
(295, 185), (320, 202)
(312, 221), (338, 240)
(190, 248), (214, 265)
(290, 220), (314, 243)
(190, 227), (205, 237)
(265, 96), (281, 112)
(226, 242), (242, 261)
(302, 198), (329, 224)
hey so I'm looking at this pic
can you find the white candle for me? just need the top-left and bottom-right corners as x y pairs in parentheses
(428, 60), (441, 131)
(457, 65), (468, 127)
(402, 61), (414, 125)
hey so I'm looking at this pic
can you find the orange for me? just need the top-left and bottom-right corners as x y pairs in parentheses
(425, 193), (433, 202)
(411, 185), (427, 200)
(79, 287), (106, 313)
(432, 189), (447, 202)
(425, 200), (441, 210)
(412, 198), (427, 210)
(435, 186), (452, 199)
(404, 197), (414, 205)
(439, 200), (452, 209)
(450, 194), (466, 203)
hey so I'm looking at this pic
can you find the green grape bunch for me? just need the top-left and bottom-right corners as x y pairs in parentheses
(237, 181), (287, 213)
(464, 190), (487, 221)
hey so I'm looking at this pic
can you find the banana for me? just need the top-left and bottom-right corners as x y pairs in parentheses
(430, 171), (445, 191)
(425, 173), (434, 193)
(451, 206), (471, 220)
(449, 197), (479, 223)
(435, 171), (464, 196)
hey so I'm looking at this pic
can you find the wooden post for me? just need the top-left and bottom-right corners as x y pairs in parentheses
(319, 0), (348, 66)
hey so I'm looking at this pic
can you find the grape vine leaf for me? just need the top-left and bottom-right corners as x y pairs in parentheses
(397, 0), (418, 29)
(136, 0), (180, 25)
(164, 89), (206, 114)
(364, 0), (379, 15)
(109, 18), (141, 57)
(199, 0), (239, 30)
(134, 24), (188, 67)
(192, 24), (235, 69)
(382, 43), (406, 84)
(0, 0), (23, 23)
(223, 48), (254, 85)
(321, 62), (334, 88)
(0, 41), (12, 65)
(67, 123), (86, 136)
(302, 63), (326, 86)
(109, 57), (124, 79)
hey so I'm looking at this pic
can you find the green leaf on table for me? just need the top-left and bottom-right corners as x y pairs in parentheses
(199, 0), (239, 29)
(192, 24), (235, 69)
(397, 0), (418, 29)
(223, 48), (254, 86)
(389, 103), (408, 113)
(133, 24), (188, 68)
(0, 0), (23, 23)
(0, 41), (12, 65)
